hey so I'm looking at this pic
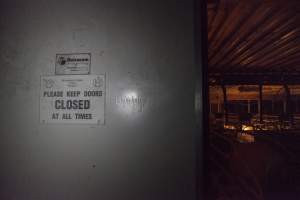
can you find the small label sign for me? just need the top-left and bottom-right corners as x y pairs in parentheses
(40, 75), (105, 124)
(55, 53), (91, 75)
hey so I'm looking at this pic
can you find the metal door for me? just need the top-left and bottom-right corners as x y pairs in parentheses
(0, 0), (201, 199)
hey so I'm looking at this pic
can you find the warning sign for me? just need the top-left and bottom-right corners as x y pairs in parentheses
(40, 75), (105, 124)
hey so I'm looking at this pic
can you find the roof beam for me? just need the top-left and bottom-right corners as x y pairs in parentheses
(210, 73), (300, 85)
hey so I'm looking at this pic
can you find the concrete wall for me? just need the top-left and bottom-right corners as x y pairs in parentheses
(0, 0), (198, 199)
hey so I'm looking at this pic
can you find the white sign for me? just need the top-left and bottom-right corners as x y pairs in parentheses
(40, 75), (105, 124)
(55, 53), (91, 75)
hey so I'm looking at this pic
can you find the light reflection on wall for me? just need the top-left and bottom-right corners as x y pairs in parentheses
(116, 90), (147, 115)
(125, 91), (138, 99)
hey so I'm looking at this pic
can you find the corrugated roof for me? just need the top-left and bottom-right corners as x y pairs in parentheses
(208, 0), (300, 74)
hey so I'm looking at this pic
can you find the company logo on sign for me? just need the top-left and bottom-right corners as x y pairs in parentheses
(58, 56), (67, 65)
(55, 53), (91, 75)
(58, 57), (89, 65)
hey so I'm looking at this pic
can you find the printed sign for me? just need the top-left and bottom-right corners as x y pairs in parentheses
(55, 53), (91, 75)
(40, 75), (105, 124)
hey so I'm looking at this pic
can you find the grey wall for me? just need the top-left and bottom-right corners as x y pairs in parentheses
(0, 0), (199, 199)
